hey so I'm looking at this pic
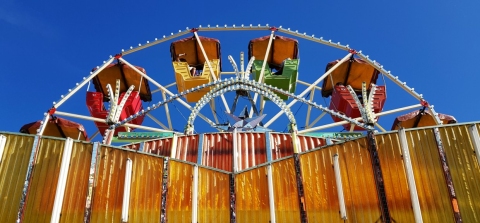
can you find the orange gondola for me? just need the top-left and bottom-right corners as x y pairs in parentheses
(92, 63), (152, 102)
(20, 117), (88, 140)
(248, 35), (299, 70)
(391, 110), (457, 130)
(321, 58), (379, 97)
(170, 36), (221, 70)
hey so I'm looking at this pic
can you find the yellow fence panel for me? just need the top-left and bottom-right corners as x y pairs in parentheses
(406, 129), (454, 222)
(128, 153), (164, 223)
(90, 146), (131, 222)
(0, 134), (35, 223)
(60, 141), (92, 223)
(236, 166), (270, 223)
(198, 167), (230, 223)
(439, 125), (480, 222)
(301, 138), (381, 222)
(23, 137), (66, 223)
(272, 158), (300, 223)
(376, 133), (415, 222)
(167, 160), (193, 223)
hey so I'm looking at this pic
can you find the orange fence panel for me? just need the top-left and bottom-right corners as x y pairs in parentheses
(167, 160), (194, 223)
(235, 166), (270, 223)
(271, 158), (300, 222)
(198, 167), (230, 223)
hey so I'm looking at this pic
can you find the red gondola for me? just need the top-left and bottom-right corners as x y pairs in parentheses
(20, 117), (88, 141)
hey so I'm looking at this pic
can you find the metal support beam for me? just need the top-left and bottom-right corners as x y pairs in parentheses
(305, 88), (315, 128)
(229, 173), (237, 223)
(432, 128), (463, 222)
(51, 138), (74, 223)
(121, 158), (133, 223)
(170, 134), (178, 159)
(293, 154), (308, 222)
(468, 125), (480, 167)
(197, 134), (204, 165)
(333, 154), (347, 220)
(160, 158), (169, 223)
(192, 165), (199, 223)
(398, 129), (423, 223)
(161, 90), (173, 130)
(84, 142), (100, 223)
(267, 165), (276, 223)
(366, 131), (391, 222)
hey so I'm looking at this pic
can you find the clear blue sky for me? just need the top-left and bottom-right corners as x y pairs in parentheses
(1, 1), (479, 139)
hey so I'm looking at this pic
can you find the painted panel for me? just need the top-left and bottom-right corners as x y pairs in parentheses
(439, 125), (480, 222)
(0, 134), (35, 223)
(167, 160), (193, 223)
(59, 141), (92, 223)
(236, 132), (266, 171)
(125, 137), (172, 156)
(272, 158), (300, 223)
(375, 133), (415, 222)
(23, 138), (66, 223)
(202, 133), (233, 172)
(235, 166), (270, 223)
(174, 135), (199, 163)
(300, 138), (381, 222)
(90, 146), (130, 222)
(405, 129), (455, 222)
(270, 133), (293, 160)
(198, 167), (230, 223)
(128, 154), (164, 223)
(297, 135), (326, 152)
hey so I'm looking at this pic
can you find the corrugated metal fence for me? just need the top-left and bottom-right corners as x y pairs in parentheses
(0, 122), (479, 222)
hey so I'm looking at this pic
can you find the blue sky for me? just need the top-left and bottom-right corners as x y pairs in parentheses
(1, 1), (479, 140)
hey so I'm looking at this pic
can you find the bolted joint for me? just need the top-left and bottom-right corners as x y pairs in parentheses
(269, 26), (278, 31)
(190, 28), (199, 33)
(114, 53), (122, 59)
(184, 124), (194, 135)
(348, 49), (357, 54)
(47, 107), (57, 115)
(420, 99), (429, 107)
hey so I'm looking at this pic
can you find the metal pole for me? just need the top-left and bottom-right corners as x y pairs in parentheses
(432, 128), (462, 222)
(332, 154), (347, 220)
(51, 138), (74, 223)
(250, 30), (275, 118)
(193, 31), (230, 114)
(121, 158), (133, 223)
(17, 136), (41, 223)
(118, 57), (215, 126)
(264, 52), (352, 127)
(146, 114), (169, 129)
(84, 142), (100, 223)
(0, 135), (6, 163)
(161, 90), (173, 130)
(267, 164), (276, 223)
(298, 104), (423, 133)
(170, 134), (178, 159)
(468, 125), (480, 167)
(233, 128), (238, 172)
(192, 165), (199, 223)
(305, 89), (315, 128)
(398, 128), (423, 223)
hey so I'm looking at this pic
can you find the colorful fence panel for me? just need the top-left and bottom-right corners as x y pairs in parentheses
(375, 133), (416, 222)
(197, 167), (230, 223)
(439, 125), (480, 222)
(59, 141), (92, 223)
(22, 138), (66, 223)
(0, 134), (35, 223)
(300, 138), (382, 222)
(405, 128), (455, 222)
(271, 158), (300, 222)
(235, 166), (270, 223)
(166, 160), (194, 223)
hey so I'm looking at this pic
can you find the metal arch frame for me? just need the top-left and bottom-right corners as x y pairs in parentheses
(184, 79), (296, 135)
(35, 24), (440, 140)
